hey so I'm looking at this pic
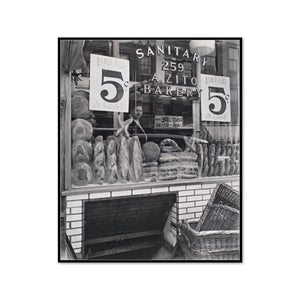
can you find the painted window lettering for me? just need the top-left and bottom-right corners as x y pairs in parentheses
(161, 61), (184, 72)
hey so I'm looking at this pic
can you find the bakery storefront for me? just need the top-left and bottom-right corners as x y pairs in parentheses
(59, 39), (241, 260)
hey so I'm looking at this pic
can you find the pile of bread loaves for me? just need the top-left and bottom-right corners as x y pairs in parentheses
(201, 142), (240, 177)
(71, 118), (144, 186)
(71, 125), (209, 186)
(71, 119), (94, 186)
(70, 114), (240, 186)
(158, 139), (199, 181)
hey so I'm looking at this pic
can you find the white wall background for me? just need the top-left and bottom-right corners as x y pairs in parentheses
(1, 1), (299, 300)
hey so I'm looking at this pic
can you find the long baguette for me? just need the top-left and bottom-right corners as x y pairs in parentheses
(105, 136), (118, 184)
(129, 136), (143, 182)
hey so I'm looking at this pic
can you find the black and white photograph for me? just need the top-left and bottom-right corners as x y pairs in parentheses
(59, 39), (241, 261)
(3, 1), (300, 299)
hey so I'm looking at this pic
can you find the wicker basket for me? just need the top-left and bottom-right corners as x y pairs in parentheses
(210, 183), (240, 209)
(178, 183), (241, 260)
(178, 220), (240, 260)
(195, 183), (240, 231)
(197, 203), (240, 232)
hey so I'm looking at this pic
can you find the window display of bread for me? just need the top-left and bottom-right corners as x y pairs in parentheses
(69, 132), (239, 186)
(71, 118), (93, 141)
(72, 162), (93, 186)
(72, 140), (93, 164)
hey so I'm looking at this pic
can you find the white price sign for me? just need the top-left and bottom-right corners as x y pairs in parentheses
(154, 115), (183, 128)
(89, 54), (130, 112)
(200, 74), (231, 122)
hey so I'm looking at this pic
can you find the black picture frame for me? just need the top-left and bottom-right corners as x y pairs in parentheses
(58, 37), (242, 263)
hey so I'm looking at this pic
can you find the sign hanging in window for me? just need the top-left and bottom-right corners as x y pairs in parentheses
(154, 115), (184, 128)
(200, 74), (231, 122)
(89, 54), (130, 112)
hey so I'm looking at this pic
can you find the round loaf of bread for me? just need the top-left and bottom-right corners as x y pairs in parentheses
(72, 140), (93, 163)
(142, 142), (160, 162)
(72, 162), (93, 186)
(71, 119), (93, 141)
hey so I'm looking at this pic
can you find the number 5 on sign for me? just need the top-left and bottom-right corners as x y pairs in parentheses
(89, 54), (130, 112)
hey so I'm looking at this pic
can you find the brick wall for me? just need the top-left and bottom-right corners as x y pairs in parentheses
(64, 178), (240, 257)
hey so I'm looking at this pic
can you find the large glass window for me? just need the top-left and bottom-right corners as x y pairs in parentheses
(63, 39), (240, 189)
(199, 40), (240, 178)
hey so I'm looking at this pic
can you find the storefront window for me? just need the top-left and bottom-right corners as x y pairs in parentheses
(152, 96), (193, 129)
(61, 39), (241, 189)
(119, 42), (155, 82)
(198, 40), (240, 178)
